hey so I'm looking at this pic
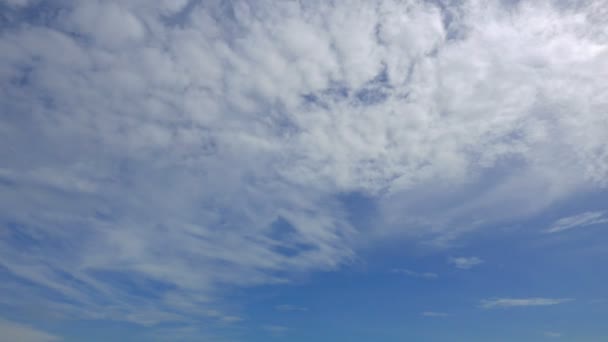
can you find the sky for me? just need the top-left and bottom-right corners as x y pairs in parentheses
(0, 0), (607, 341)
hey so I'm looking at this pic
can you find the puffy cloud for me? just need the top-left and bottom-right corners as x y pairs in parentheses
(0, 0), (606, 329)
(65, 2), (145, 49)
(480, 298), (572, 309)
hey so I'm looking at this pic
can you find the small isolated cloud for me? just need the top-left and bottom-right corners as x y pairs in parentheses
(422, 311), (449, 317)
(263, 325), (288, 335)
(0, 319), (60, 342)
(544, 331), (563, 338)
(448, 257), (483, 270)
(545, 211), (608, 233)
(219, 316), (242, 323)
(480, 298), (572, 309)
(275, 305), (308, 312)
(205, 310), (242, 324)
(391, 269), (438, 279)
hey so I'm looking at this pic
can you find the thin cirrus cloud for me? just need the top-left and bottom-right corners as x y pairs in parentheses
(263, 325), (289, 335)
(544, 331), (563, 338)
(480, 298), (573, 309)
(448, 257), (483, 270)
(0, 319), (60, 342)
(0, 0), (606, 337)
(544, 211), (608, 233)
(275, 305), (308, 312)
(421, 311), (449, 317)
(391, 268), (438, 279)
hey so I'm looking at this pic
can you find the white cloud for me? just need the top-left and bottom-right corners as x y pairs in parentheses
(448, 257), (483, 270)
(66, 2), (145, 49)
(421, 311), (449, 317)
(545, 211), (608, 233)
(0, 0), (607, 329)
(0, 319), (60, 342)
(480, 298), (572, 309)
(391, 269), (438, 279)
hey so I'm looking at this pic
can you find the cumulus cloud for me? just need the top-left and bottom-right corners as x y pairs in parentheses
(480, 298), (572, 309)
(0, 0), (607, 330)
(448, 257), (483, 270)
(545, 211), (608, 233)
(0, 319), (60, 342)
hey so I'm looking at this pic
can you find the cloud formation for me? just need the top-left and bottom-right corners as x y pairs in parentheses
(275, 305), (308, 312)
(0, 319), (60, 342)
(480, 298), (572, 309)
(263, 325), (288, 335)
(392, 269), (438, 279)
(448, 257), (483, 270)
(0, 0), (607, 332)
(545, 211), (608, 233)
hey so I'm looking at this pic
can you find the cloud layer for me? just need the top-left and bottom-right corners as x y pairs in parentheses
(0, 0), (607, 329)
(0, 319), (60, 342)
(480, 298), (572, 309)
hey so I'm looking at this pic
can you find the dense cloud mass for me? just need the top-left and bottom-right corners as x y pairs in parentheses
(0, 0), (607, 328)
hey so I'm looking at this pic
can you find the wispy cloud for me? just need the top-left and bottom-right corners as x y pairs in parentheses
(545, 211), (608, 233)
(544, 331), (563, 338)
(391, 269), (438, 279)
(263, 325), (288, 335)
(422, 311), (449, 317)
(275, 305), (308, 312)
(589, 298), (606, 304)
(0, 319), (60, 342)
(480, 298), (573, 309)
(206, 310), (242, 324)
(448, 257), (483, 270)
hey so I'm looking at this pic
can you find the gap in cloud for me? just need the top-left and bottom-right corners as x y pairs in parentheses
(0, 1), (62, 28)
(266, 216), (321, 259)
(334, 191), (379, 234)
(160, 0), (199, 27)
(353, 66), (392, 106)
(300, 81), (350, 110)
(301, 67), (394, 110)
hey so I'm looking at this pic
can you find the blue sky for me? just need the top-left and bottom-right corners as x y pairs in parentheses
(1, 0), (608, 341)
